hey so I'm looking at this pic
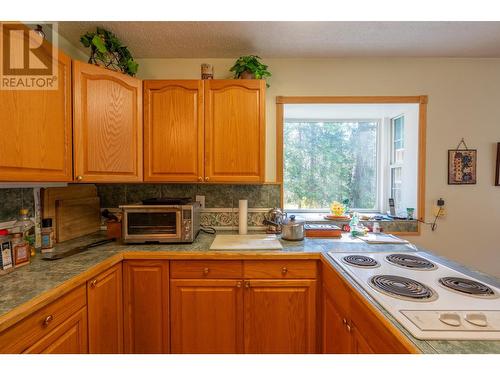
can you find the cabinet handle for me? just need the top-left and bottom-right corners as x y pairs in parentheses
(76, 175), (83, 181)
(90, 279), (98, 288)
(346, 323), (352, 333)
(244, 281), (251, 288)
(43, 315), (53, 327)
(281, 267), (288, 275)
(203, 267), (210, 275)
(342, 318), (347, 325)
(205, 176), (210, 181)
(198, 177), (203, 182)
(236, 281), (242, 288)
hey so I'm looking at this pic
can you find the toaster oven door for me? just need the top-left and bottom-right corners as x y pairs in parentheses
(124, 209), (181, 241)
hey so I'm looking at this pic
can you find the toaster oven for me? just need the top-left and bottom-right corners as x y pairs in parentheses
(120, 202), (201, 243)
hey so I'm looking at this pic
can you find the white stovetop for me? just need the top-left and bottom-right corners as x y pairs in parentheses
(327, 251), (500, 340)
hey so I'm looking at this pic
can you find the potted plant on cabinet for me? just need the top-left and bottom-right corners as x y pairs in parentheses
(80, 27), (139, 76)
(229, 55), (272, 87)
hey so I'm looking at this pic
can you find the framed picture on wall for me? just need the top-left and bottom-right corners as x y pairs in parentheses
(448, 149), (477, 185)
(496, 143), (500, 186)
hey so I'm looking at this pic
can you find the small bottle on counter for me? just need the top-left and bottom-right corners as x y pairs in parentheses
(41, 218), (55, 252)
(11, 232), (30, 267)
(0, 229), (13, 272)
(13, 208), (35, 257)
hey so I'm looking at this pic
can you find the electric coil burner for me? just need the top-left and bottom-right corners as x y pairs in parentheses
(439, 277), (497, 298)
(369, 275), (437, 301)
(385, 253), (437, 270)
(341, 255), (379, 268)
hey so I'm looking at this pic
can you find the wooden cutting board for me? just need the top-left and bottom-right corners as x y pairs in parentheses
(55, 197), (101, 242)
(42, 185), (97, 236)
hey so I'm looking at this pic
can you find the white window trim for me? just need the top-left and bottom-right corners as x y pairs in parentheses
(283, 118), (382, 213)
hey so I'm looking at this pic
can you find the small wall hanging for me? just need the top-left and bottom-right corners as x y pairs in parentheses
(448, 138), (477, 185)
(495, 143), (500, 186)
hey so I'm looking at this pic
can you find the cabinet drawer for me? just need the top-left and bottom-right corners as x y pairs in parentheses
(0, 285), (86, 353)
(170, 260), (243, 279)
(243, 260), (317, 279)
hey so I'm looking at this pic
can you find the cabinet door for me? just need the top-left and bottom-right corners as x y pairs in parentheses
(0, 44), (72, 182)
(352, 324), (376, 354)
(123, 260), (169, 353)
(244, 279), (316, 354)
(204, 80), (265, 182)
(170, 279), (244, 353)
(322, 289), (353, 354)
(143, 80), (204, 182)
(73, 61), (142, 182)
(87, 263), (123, 353)
(24, 307), (88, 354)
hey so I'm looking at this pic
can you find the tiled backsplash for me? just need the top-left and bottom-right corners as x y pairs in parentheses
(0, 188), (35, 222)
(96, 183), (280, 209)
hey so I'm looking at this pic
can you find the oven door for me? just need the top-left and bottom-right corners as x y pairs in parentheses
(123, 208), (181, 242)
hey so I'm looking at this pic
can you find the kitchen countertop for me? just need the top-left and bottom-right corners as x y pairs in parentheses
(0, 231), (499, 354)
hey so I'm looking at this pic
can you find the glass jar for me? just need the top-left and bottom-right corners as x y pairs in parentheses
(13, 208), (35, 257)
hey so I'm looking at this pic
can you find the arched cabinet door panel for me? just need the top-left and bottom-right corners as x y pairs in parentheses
(73, 61), (142, 182)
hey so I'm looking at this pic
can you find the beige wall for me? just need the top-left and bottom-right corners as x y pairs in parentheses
(64, 52), (500, 277)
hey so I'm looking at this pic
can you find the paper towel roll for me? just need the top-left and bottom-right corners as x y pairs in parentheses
(239, 199), (248, 235)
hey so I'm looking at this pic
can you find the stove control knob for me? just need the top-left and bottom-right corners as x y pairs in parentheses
(439, 312), (461, 327)
(464, 313), (488, 327)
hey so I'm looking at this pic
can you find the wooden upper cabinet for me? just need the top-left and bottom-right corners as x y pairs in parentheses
(204, 80), (265, 182)
(87, 263), (123, 354)
(0, 46), (72, 182)
(73, 61), (143, 182)
(143, 80), (204, 182)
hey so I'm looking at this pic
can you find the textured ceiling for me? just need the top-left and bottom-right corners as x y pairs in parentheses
(58, 21), (500, 58)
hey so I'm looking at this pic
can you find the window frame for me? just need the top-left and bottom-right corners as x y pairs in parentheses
(275, 96), (427, 235)
(389, 115), (405, 212)
(282, 118), (382, 212)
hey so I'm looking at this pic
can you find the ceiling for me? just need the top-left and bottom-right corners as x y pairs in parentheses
(58, 21), (500, 58)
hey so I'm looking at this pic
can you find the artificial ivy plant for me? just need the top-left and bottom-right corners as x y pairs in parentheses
(80, 27), (138, 76)
(229, 55), (272, 86)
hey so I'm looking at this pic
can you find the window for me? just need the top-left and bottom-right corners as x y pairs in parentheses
(283, 120), (378, 210)
(390, 116), (405, 213)
(279, 101), (421, 217)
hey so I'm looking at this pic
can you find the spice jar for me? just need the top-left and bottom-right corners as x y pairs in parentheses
(11, 232), (30, 267)
(0, 229), (13, 271)
(41, 218), (55, 252)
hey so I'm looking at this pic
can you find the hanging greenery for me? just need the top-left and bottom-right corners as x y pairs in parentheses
(80, 27), (138, 76)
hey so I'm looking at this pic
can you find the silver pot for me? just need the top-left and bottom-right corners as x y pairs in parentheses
(280, 215), (305, 241)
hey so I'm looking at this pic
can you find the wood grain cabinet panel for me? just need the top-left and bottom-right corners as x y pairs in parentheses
(87, 263), (123, 353)
(0, 43), (72, 182)
(143, 80), (204, 182)
(170, 279), (244, 353)
(73, 61), (142, 182)
(23, 307), (88, 354)
(243, 279), (316, 353)
(123, 260), (169, 353)
(204, 80), (265, 182)
(322, 288), (352, 354)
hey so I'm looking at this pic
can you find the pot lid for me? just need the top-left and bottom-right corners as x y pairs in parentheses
(284, 214), (305, 226)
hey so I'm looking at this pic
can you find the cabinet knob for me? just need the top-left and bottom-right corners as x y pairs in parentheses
(198, 177), (203, 182)
(203, 267), (210, 275)
(43, 314), (53, 327)
(205, 176), (209, 181)
(346, 323), (352, 333)
(342, 318), (347, 325)
(76, 175), (83, 181)
(236, 281), (242, 288)
(281, 267), (288, 275)
(245, 281), (251, 288)
(90, 279), (98, 288)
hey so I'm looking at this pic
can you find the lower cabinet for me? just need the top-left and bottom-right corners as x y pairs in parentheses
(123, 260), (170, 353)
(321, 261), (415, 354)
(170, 260), (318, 354)
(87, 263), (123, 354)
(23, 308), (88, 354)
(244, 279), (316, 354)
(170, 279), (244, 354)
